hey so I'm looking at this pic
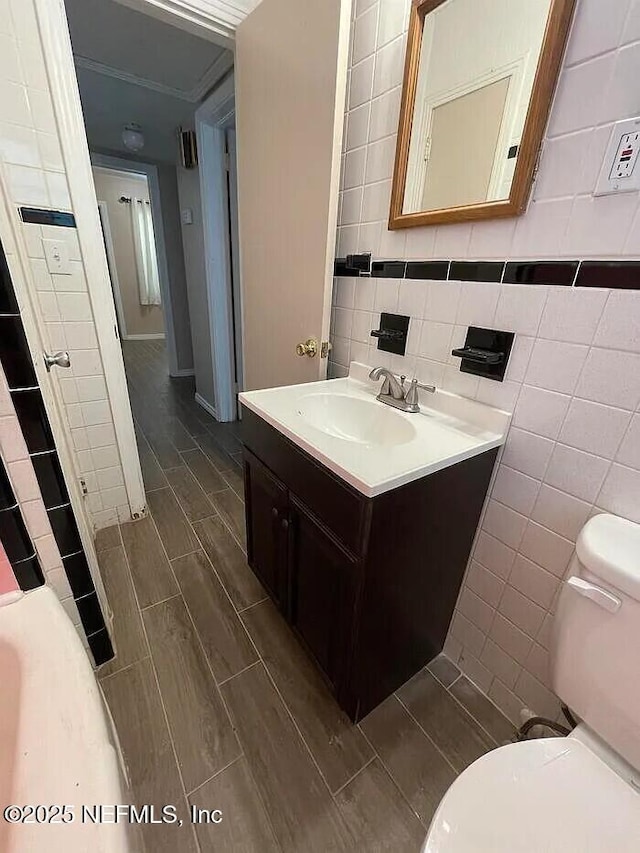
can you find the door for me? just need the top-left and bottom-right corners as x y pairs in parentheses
(244, 450), (289, 609)
(235, 0), (352, 391)
(422, 77), (511, 210)
(288, 497), (357, 692)
(225, 127), (243, 406)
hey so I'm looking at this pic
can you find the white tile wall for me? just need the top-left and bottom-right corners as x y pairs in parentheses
(0, 0), (128, 530)
(332, 0), (640, 723)
(337, 0), (640, 261)
(331, 276), (640, 723)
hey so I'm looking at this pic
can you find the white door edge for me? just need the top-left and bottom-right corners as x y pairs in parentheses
(196, 73), (237, 422)
(33, 0), (146, 521)
(97, 201), (129, 340)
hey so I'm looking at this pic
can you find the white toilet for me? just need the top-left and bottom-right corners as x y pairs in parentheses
(423, 513), (640, 852)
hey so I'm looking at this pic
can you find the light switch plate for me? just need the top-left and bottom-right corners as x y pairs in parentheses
(43, 238), (71, 274)
(594, 117), (640, 196)
(181, 208), (193, 225)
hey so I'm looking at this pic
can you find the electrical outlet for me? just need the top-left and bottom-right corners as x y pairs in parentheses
(43, 238), (71, 274)
(611, 131), (639, 179)
(595, 117), (640, 196)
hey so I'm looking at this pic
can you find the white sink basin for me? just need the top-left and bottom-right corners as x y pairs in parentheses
(239, 363), (511, 497)
(296, 393), (416, 446)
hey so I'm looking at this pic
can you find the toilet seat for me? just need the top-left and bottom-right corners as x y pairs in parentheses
(423, 737), (640, 852)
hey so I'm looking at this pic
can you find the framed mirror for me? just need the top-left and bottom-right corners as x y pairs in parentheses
(389, 0), (576, 229)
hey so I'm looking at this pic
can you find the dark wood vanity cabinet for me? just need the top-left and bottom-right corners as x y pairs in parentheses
(241, 408), (498, 721)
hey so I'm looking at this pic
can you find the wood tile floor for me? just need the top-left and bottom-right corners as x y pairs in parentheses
(95, 341), (515, 852)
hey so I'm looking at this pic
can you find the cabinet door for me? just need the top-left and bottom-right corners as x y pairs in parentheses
(243, 450), (289, 609)
(288, 497), (357, 692)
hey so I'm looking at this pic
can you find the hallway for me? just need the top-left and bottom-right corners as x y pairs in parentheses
(95, 341), (514, 852)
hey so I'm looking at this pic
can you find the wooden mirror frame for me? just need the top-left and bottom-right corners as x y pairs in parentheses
(389, 0), (576, 230)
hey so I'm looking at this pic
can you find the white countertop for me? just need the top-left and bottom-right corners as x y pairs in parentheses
(239, 363), (511, 497)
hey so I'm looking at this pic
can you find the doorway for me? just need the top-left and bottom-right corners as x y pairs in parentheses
(95, 168), (165, 343)
(63, 0), (242, 430)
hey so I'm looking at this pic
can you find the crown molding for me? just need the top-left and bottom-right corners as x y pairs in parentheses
(111, 0), (256, 45)
(74, 49), (233, 103)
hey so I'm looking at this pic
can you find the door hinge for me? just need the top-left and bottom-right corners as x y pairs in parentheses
(114, 324), (119, 340)
(321, 341), (332, 359)
(223, 151), (231, 171)
(80, 478), (88, 496)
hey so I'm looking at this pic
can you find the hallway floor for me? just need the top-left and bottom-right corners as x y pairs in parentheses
(96, 340), (514, 852)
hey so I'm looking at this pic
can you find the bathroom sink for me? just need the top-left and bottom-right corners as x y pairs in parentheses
(296, 392), (416, 446)
(238, 363), (511, 497)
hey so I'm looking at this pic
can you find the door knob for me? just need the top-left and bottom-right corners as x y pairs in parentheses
(296, 338), (318, 358)
(44, 351), (71, 372)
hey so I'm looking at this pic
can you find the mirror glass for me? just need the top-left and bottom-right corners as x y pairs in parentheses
(402, 0), (553, 216)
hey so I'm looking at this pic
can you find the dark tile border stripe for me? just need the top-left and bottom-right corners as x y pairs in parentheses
(504, 261), (578, 286)
(19, 207), (76, 228)
(335, 257), (640, 290)
(576, 261), (640, 290)
(0, 236), (113, 666)
(0, 455), (44, 589)
(406, 261), (449, 280)
(371, 260), (407, 278)
(450, 261), (505, 282)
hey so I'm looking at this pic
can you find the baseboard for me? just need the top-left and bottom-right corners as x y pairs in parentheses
(170, 368), (195, 378)
(124, 333), (166, 340)
(195, 392), (218, 420)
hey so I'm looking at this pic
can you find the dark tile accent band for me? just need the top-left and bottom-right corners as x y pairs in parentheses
(87, 627), (114, 666)
(0, 456), (44, 587)
(20, 207), (76, 228)
(13, 555), (44, 590)
(0, 317), (37, 389)
(449, 261), (505, 282)
(0, 236), (112, 667)
(31, 452), (68, 509)
(0, 465), (14, 510)
(334, 259), (359, 277)
(504, 261), (578, 286)
(11, 389), (55, 453)
(48, 505), (82, 557)
(0, 243), (19, 315)
(63, 551), (95, 599)
(76, 591), (105, 636)
(372, 260), (407, 278)
(335, 256), (640, 290)
(405, 261), (449, 280)
(0, 506), (34, 563)
(576, 261), (640, 290)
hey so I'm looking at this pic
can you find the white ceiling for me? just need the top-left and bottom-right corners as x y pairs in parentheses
(75, 67), (198, 164)
(112, 0), (262, 45)
(65, 0), (234, 162)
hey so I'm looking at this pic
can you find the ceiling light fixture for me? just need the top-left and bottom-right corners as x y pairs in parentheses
(122, 123), (145, 152)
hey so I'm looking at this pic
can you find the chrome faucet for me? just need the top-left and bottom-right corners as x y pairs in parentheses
(369, 367), (435, 413)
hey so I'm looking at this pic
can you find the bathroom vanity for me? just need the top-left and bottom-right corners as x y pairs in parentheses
(239, 364), (509, 721)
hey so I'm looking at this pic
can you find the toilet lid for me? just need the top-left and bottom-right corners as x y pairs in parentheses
(424, 737), (640, 852)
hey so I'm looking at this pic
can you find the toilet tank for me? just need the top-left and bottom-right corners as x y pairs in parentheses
(551, 514), (640, 773)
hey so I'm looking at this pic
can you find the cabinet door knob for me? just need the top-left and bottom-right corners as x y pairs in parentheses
(281, 518), (289, 530)
(272, 507), (279, 519)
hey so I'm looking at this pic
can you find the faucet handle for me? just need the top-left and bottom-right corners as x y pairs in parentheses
(405, 378), (436, 407)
